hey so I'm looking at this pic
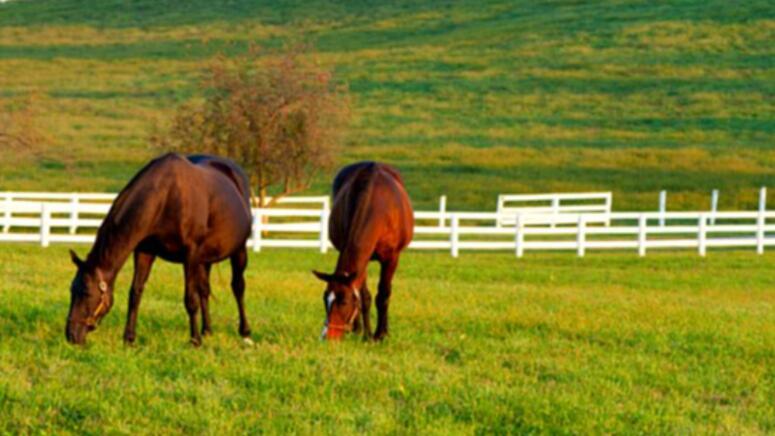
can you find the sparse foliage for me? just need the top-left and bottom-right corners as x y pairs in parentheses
(151, 45), (350, 206)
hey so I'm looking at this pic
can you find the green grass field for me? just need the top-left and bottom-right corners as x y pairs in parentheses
(1, 1), (774, 434)
(1, 0), (773, 210)
(0, 245), (773, 433)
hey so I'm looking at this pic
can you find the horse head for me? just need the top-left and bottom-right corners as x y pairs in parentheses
(65, 250), (114, 345)
(313, 270), (361, 340)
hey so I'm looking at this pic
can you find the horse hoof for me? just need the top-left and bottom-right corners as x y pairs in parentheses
(242, 337), (255, 346)
(190, 338), (202, 347)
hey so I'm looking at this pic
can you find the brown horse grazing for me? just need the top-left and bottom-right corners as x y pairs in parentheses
(313, 161), (414, 341)
(66, 153), (253, 346)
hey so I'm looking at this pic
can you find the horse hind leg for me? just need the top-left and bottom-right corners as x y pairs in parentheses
(230, 247), (251, 338)
(183, 261), (205, 346)
(374, 256), (399, 341)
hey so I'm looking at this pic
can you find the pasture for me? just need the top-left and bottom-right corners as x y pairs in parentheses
(1, 245), (773, 433)
(1, 0), (774, 433)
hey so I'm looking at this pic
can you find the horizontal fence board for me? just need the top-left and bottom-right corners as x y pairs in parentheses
(408, 241), (451, 249)
(48, 235), (97, 243)
(500, 192), (611, 201)
(585, 241), (639, 249)
(0, 234), (40, 242)
(255, 239), (321, 248)
(259, 223), (320, 232)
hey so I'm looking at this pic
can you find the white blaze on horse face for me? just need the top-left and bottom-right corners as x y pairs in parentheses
(353, 288), (361, 301)
(326, 291), (335, 312)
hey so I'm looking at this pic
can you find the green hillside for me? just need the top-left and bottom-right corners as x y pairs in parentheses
(1, 0), (773, 210)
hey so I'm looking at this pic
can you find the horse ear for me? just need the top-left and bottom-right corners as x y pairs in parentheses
(312, 270), (334, 283)
(338, 272), (357, 286)
(69, 249), (84, 268)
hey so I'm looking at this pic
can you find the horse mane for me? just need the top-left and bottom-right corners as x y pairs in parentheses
(86, 153), (182, 268)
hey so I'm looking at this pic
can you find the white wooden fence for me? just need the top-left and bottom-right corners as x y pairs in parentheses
(0, 192), (330, 236)
(496, 192), (612, 227)
(0, 192), (115, 235)
(3, 194), (772, 257)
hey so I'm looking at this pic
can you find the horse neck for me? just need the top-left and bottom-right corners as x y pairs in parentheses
(336, 245), (371, 277)
(86, 196), (149, 281)
(334, 216), (378, 282)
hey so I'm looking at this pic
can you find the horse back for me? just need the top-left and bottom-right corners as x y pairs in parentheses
(330, 161), (413, 254)
(108, 153), (252, 263)
(187, 154), (251, 207)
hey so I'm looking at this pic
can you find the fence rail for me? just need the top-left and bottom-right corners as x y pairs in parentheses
(2, 196), (773, 257)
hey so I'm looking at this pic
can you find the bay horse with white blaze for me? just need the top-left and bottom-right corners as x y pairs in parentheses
(66, 153), (253, 346)
(314, 161), (414, 341)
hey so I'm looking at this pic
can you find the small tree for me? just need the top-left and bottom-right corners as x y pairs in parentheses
(151, 45), (350, 206)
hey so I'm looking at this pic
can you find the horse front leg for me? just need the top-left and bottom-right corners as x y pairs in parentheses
(123, 251), (155, 344)
(374, 257), (399, 341)
(360, 282), (373, 341)
(184, 261), (205, 346)
(352, 271), (366, 334)
(200, 263), (213, 336)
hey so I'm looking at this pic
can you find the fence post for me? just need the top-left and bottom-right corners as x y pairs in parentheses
(2, 195), (11, 233)
(495, 195), (503, 228)
(698, 214), (707, 257)
(757, 187), (766, 255)
(759, 187), (766, 214)
(438, 195), (447, 229)
(550, 197), (559, 228)
(659, 190), (667, 227)
(319, 208), (329, 254)
(514, 213), (524, 258)
(604, 193), (612, 227)
(450, 214), (459, 258)
(710, 189), (718, 225)
(252, 210), (262, 253)
(69, 195), (79, 234)
(323, 196), (331, 213)
(40, 203), (51, 247)
(638, 214), (647, 257)
(577, 215), (586, 257)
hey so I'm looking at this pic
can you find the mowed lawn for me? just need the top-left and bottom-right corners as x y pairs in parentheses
(0, 244), (773, 434)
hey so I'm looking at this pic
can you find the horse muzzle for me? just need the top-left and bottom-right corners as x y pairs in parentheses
(322, 307), (359, 341)
(65, 320), (91, 345)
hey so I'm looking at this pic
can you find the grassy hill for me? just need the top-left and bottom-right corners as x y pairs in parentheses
(1, 0), (773, 210)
